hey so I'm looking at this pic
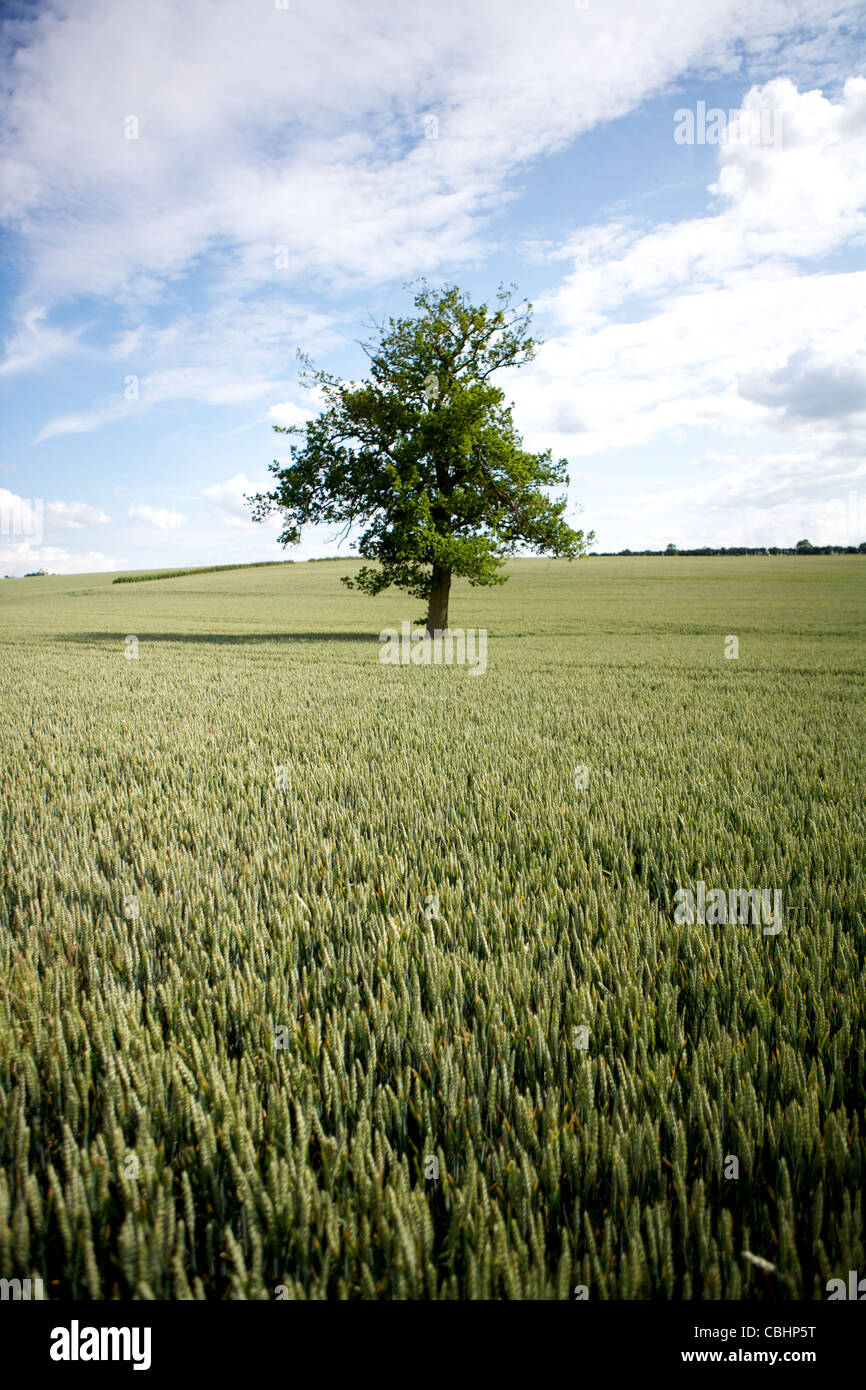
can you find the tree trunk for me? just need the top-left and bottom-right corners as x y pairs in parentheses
(425, 566), (451, 636)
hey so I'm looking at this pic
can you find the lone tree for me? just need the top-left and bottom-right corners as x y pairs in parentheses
(248, 281), (594, 633)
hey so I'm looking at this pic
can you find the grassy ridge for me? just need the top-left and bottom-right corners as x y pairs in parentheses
(0, 557), (863, 1299)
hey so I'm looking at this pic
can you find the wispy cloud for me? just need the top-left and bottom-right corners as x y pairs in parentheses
(35, 400), (133, 443)
(0, 306), (84, 376)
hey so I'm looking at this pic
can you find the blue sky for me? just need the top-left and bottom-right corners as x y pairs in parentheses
(1, 0), (865, 575)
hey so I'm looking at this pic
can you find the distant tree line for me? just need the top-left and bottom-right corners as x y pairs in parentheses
(599, 540), (866, 557)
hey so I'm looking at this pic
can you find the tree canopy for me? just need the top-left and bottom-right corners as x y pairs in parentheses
(248, 281), (594, 632)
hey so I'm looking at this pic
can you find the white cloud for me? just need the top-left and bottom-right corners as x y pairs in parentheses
(31, 303), (342, 439)
(2, 0), (860, 309)
(203, 472), (275, 528)
(143, 369), (286, 407)
(538, 77), (866, 332)
(128, 503), (186, 529)
(267, 400), (315, 429)
(588, 450), (866, 549)
(738, 346), (866, 422)
(44, 500), (111, 528)
(0, 541), (118, 576)
(0, 306), (84, 376)
(35, 400), (133, 443)
(507, 79), (866, 463)
(34, 371), (285, 442)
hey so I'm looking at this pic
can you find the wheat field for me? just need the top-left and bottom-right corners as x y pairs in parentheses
(0, 556), (863, 1299)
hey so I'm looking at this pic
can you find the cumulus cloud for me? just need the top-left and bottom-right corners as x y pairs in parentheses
(540, 77), (866, 332)
(203, 473), (275, 528)
(738, 347), (866, 422)
(509, 78), (866, 462)
(128, 503), (186, 529)
(44, 500), (111, 528)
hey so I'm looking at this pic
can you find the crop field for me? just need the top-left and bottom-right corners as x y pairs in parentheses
(0, 555), (864, 1300)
